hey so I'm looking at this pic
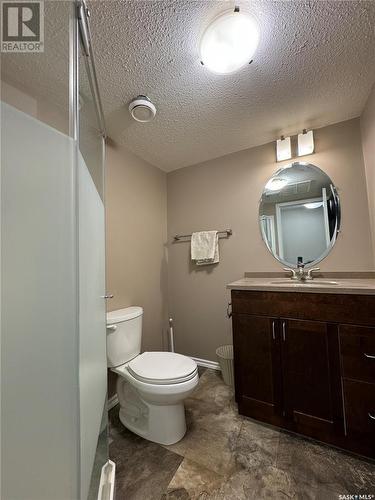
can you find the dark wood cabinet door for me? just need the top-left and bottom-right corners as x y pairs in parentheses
(232, 314), (282, 423)
(281, 318), (342, 435)
(343, 379), (375, 455)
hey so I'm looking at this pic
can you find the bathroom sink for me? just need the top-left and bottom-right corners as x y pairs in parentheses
(299, 280), (338, 286)
(270, 279), (338, 286)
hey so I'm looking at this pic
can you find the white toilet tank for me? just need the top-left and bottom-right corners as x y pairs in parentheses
(106, 306), (143, 368)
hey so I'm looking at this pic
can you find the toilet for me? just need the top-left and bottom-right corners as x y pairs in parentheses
(107, 306), (199, 445)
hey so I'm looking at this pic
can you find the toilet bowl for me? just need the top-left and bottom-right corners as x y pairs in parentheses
(107, 307), (199, 445)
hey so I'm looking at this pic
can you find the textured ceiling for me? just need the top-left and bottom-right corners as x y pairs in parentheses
(2, 1), (375, 172)
(89, 0), (375, 171)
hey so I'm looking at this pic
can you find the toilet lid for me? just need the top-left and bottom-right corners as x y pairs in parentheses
(128, 352), (197, 385)
(106, 306), (143, 324)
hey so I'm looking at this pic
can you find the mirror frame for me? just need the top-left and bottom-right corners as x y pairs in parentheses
(258, 161), (341, 269)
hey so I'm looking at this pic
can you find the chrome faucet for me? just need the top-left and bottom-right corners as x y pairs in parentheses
(305, 267), (321, 280)
(296, 262), (306, 280)
(283, 265), (320, 281)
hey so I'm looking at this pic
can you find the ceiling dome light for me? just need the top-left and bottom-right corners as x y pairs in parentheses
(200, 10), (259, 74)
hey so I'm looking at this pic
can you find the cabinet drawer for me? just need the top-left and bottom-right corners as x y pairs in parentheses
(231, 290), (375, 325)
(343, 379), (375, 443)
(340, 325), (375, 383)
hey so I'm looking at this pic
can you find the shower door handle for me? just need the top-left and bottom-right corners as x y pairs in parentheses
(102, 294), (114, 299)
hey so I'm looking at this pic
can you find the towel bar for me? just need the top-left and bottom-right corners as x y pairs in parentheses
(173, 229), (232, 241)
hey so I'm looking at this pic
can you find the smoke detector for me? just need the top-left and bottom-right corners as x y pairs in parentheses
(129, 95), (156, 122)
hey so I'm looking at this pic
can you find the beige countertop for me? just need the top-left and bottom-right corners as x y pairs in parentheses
(227, 277), (375, 295)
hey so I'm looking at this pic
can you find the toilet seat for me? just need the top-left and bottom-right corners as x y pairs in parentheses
(127, 351), (198, 385)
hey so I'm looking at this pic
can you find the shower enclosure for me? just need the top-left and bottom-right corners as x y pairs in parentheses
(1, 1), (112, 499)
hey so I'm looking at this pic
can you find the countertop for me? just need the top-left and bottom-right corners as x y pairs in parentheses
(227, 277), (375, 295)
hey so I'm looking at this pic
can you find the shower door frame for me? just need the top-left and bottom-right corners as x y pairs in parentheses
(70, 2), (113, 499)
(72, 0), (107, 141)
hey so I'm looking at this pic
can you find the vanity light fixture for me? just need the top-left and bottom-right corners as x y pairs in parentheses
(200, 7), (259, 74)
(265, 177), (288, 192)
(298, 129), (314, 156)
(304, 201), (323, 209)
(276, 136), (292, 162)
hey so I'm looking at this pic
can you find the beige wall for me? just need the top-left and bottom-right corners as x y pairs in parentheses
(105, 144), (168, 353)
(1, 79), (69, 134)
(361, 83), (375, 260)
(7, 84), (372, 364)
(1, 80), (37, 117)
(167, 118), (374, 361)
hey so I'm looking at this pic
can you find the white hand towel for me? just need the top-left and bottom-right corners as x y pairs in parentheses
(191, 231), (219, 265)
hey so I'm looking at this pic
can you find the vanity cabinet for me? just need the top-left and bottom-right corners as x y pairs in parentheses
(231, 289), (375, 459)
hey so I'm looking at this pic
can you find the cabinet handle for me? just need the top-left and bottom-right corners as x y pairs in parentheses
(368, 413), (375, 421)
(282, 321), (286, 341)
(364, 353), (375, 360)
(272, 321), (276, 340)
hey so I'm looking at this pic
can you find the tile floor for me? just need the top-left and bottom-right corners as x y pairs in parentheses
(109, 369), (375, 499)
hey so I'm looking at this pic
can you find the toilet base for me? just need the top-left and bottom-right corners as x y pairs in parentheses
(118, 398), (187, 445)
(114, 365), (199, 445)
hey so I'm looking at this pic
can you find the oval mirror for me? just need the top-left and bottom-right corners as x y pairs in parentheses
(259, 162), (341, 268)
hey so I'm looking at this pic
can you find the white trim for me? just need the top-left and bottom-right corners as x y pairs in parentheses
(190, 356), (221, 371)
(260, 215), (276, 254)
(275, 202), (284, 258)
(107, 394), (119, 410)
(322, 187), (330, 245)
(97, 460), (115, 500)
